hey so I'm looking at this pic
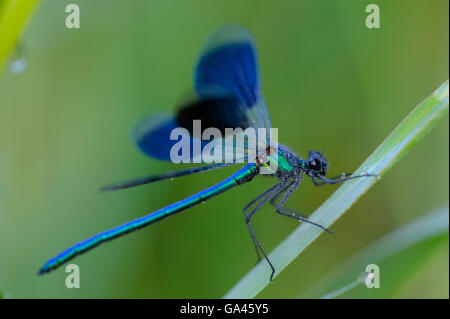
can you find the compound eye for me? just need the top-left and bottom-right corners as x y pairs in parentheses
(309, 158), (322, 171)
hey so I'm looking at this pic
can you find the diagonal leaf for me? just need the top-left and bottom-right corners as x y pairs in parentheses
(315, 204), (449, 299)
(224, 79), (449, 298)
(0, 0), (40, 73)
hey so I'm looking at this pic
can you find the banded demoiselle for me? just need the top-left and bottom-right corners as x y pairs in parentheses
(39, 25), (376, 281)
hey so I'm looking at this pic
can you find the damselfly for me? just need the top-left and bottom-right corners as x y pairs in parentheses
(39, 25), (376, 281)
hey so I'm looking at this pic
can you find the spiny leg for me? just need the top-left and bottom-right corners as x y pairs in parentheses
(244, 183), (285, 282)
(243, 183), (281, 217)
(276, 177), (333, 234)
(270, 180), (307, 219)
(312, 173), (352, 186)
(314, 172), (377, 185)
(243, 183), (282, 263)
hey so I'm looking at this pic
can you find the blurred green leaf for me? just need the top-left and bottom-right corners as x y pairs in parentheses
(224, 79), (449, 298)
(0, 0), (40, 72)
(314, 204), (449, 298)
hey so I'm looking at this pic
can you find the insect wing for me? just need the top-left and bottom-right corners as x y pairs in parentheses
(194, 25), (271, 131)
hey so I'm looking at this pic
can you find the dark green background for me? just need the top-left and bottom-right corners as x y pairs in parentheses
(0, 0), (448, 298)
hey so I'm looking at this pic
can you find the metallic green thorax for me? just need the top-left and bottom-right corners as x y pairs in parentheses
(260, 145), (299, 175)
(275, 152), (294, 173)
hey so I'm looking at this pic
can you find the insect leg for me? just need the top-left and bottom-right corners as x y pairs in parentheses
(270, 180), (307, 219)
(275, 177), (333, 234)
(243, 183), (282, 263)
(315, 172), (377, 185)
(244, 183), (284, 282)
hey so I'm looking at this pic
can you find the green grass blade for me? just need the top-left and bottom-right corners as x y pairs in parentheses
(0, 0), (40, 73)
(224, 79), (449, 299)
(315, 204), (449, 299)
(319, 278), (363, 299)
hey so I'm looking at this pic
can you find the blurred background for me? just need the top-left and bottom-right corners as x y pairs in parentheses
(0, 0), (448, 298)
